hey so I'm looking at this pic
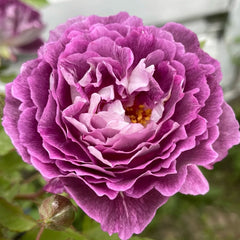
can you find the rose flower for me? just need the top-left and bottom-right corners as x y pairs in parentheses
(3, 12), (240, 240)
(0, 0), (44, 61)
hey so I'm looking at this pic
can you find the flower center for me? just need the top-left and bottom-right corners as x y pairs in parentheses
(125, 104), (152, 126)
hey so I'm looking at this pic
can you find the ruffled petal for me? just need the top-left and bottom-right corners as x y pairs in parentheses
(62, 176), (168, 240)
(180, 165), (209, 195)
(212, 102), (240, 164)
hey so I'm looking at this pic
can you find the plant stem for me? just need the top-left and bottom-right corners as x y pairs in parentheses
(14, 188), (45, 201)
(36, 225), (45, 240)
(23, 172), (41, 184)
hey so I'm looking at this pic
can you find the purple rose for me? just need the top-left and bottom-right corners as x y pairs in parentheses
(0, 0), (44, 60)
(3, 12), (240, 239)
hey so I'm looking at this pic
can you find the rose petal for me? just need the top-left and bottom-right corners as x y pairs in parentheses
(126, 59), (154, 94)
(2, 83), (30, 163)
(180, 165), (209, 195)
(212, 102), (240, 164)
(18, 107), (49, 162)
(62, 177), (168, 240)
(162, 22), (200, 53)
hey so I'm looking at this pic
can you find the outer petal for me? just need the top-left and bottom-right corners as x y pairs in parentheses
(180, 165), (209, 195)
(2, 84), (30, 163)
(62, 177), (168, 240)
(212, 102), (240, 164)
(18, 107), (49, 162)
(162, 22), (200, 53)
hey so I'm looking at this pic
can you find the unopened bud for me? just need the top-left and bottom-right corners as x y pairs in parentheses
(38, 194), (76, 231)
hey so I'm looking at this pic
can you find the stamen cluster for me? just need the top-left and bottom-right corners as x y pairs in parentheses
(125, 104), (152, 126)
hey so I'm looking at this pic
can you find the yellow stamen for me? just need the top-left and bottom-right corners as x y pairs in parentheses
(125, 104), (152, 126)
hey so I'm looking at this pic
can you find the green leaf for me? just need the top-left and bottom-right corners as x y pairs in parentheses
(0, 93), (4, 122)
(0, 72), (17, 83)
(0, 127), (13, 156)
(234, 36), (240, 44)
(0, 151), (25, 172)
(0, 197), (37, 232)
(0, 151), (33, 201)
(82, 215), (119, 240)
(20, 227), (89, 240)
(21, 0), (49, 8)
(130, 237), (154, 240)
(0, 175), (20, 201)
(0, 235), (10, 240)
(232, 56), (240, 66)
(200, 39), (206, 49)
(0, 46), (12, 60)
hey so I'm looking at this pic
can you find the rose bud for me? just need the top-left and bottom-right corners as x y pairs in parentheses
(0, 0), (44, 61)
(38, 195), (76, 231)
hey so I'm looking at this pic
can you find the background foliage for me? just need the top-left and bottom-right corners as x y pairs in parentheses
(21, 0), (48, 8)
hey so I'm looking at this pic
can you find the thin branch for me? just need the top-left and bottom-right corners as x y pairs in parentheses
(22, 172), (41, 184)
(36, 225), (45, 240)
(14, 188), (45, 201)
